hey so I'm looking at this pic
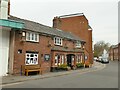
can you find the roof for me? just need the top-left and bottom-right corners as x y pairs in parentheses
(88, 25), (92, 30)
(51, 46), (84, 53)
(111, 44), (118, 48)
(9, 15), (85, 42)
(58, 13), (84, 18)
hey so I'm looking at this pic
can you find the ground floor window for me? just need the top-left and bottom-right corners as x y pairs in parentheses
(55, 54), (59, 65)
(61, 55), (64, 64)
(55, 54), (65, 65)
(25, 53), (38, 65)
(76, 54), (82, 63)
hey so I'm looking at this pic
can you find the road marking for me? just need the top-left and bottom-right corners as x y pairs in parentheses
(1, 82), (23, 87)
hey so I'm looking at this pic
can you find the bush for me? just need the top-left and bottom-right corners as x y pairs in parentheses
(76, 63), (84, 68)
(59, 64), (67, 69)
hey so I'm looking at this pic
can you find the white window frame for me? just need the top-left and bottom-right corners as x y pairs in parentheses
(61, 55), (64, 64)
(25, 53), (38, 65)
(55, 55), (58, 65)
(54, 37), (62, 46)
(76, 41), (81, 48)
(26, 32), (39, 42)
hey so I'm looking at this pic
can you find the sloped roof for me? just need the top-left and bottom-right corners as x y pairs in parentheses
(9, 15), (85, 42)
(51, 46), (84, 53)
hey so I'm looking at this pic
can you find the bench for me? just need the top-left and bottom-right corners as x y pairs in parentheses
(22, 65), (43, 76)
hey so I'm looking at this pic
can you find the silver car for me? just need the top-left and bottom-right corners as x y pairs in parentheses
(101, 58), (109, 63)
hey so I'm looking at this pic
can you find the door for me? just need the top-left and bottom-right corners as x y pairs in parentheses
(67, 54), (75, 67)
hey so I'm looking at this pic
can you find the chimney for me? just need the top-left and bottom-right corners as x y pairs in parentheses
(53, 16), (61, 28)
(0, 0), (9, 19)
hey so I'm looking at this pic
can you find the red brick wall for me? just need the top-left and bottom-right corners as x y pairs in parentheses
(53, 15), (93, 64)
(13, 30), (52, 74)
(13, 30), (84, 74)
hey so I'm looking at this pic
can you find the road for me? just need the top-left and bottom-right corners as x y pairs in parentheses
(2, 61), (118, 88)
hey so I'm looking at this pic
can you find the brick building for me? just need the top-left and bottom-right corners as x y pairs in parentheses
(0, 0), (93, 76)
(53, 13), (93, 66)
(7, 15), (86, 75)
(109, 43), (120, 61)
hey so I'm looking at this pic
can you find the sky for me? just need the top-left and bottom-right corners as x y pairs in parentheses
(10, 0), (118, 45)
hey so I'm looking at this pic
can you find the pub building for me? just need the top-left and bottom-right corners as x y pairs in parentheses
(0, 0), (93, 76)
(8, 16), (86, 75)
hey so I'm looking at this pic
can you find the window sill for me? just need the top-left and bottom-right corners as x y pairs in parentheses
(26, 40), (39, 43)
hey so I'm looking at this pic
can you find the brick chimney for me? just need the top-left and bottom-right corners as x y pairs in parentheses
(53, 16), (61, 28)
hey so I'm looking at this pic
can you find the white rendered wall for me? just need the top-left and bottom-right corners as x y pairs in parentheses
(0, 0), (8, 19)
(0, 27), (2, 76)
(0, 28), (10, 76)
(0, 0), (9, 76)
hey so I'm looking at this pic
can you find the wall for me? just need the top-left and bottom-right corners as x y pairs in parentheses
(53, 15), (93, 64)
(0, 0), (8, 19)
(12, 30), (85, 75)
(13, 30), (52, 74)
(0, 28), (10, 76)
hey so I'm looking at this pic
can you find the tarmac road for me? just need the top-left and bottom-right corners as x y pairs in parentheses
(2, 61), (118, 88)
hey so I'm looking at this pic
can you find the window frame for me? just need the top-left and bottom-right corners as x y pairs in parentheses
(54, 37), (63, 46)
(26, 32), (39, 42)
(76, 41), (82, 48)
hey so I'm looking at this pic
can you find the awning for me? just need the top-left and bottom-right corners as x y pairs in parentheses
(0, 19), (24, 29)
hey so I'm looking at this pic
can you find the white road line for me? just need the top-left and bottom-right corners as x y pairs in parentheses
(1, 82), (23, 87)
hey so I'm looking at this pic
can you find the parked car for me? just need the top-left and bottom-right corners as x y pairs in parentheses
(101, 58), (109, 64)
(96, 56), (102, 62)
(94, 57), (98, 61)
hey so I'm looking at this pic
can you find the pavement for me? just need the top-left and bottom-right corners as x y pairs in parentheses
(1, 61), (106, 85)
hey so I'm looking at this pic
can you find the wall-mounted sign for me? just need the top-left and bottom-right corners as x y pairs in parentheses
(85, 55), (88, 60)
(44, 54), (50, 61)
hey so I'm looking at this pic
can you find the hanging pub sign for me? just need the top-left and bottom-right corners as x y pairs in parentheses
(44, 54), (50, 61)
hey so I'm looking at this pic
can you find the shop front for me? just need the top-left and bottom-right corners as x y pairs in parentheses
(51, 48), (85, 72)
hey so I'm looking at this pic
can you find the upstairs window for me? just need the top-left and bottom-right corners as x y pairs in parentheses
(26, 32), (39, 42)
(76, 41), (82, 48)
(54, 37), (62, 46)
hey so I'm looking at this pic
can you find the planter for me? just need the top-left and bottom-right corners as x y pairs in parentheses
(66, 66), (71, 71)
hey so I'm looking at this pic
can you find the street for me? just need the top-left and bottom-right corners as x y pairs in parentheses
(2, 61), (118, 88)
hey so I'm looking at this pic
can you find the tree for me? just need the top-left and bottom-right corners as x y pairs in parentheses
(94, 41), (110, 57)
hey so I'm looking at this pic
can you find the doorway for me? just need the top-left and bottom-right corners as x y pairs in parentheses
(67, 54), (75, 67)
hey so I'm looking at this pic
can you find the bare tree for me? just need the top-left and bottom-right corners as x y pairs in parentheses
(94, 41), (111, 57)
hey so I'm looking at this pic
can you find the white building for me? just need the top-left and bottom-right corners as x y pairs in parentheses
(0, 0), (24, 76)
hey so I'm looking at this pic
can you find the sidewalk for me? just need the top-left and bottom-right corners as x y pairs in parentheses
(1, 61), (105, 85)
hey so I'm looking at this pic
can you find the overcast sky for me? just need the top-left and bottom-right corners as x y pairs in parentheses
(10, 0), (118, 45)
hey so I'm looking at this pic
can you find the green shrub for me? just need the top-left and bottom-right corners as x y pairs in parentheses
(59, 64), (67, 69)
(76, 63), (84, 68)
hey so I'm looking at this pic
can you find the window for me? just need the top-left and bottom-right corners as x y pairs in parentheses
(76, 55), (81, 63)
(26, 32), (39, 42)
(61, 55), (64, 64)
(54, 37), (62, 46)
(55, 54), (61, 65)
(25, 53), (38, 65)
(76, 41), (81, 48)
